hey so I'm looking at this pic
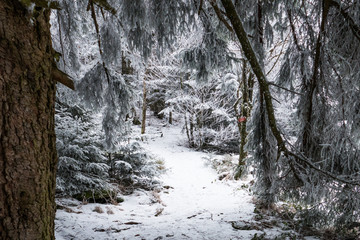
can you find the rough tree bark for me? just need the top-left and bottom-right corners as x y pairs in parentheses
(0, 1), (57, 239)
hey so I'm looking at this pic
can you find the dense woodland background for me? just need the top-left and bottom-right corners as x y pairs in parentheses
(1, 0), (360, 238)
(52, 0), (360, 231)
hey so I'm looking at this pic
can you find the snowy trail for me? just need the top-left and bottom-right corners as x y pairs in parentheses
(144, 126), (254, 223)
(55, 124), (295, 240)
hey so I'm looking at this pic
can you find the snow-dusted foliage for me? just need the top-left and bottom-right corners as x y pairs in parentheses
(55, 97), (161, 196)
(229, 0), (360, 228)
(55, 100), (109, 195)
(77, 65), (133, 149)
(182, 3), (232, 81)
(273, 0), (360, 227)
(165, 71), (240, 153)
(50, 0), (360, 231)
(232, 0), (281, 207)
(52, 0), (189, 198)
(206, 0), (360, 228)
(51, 0), (197, 148)
(109, 142), (161, 192)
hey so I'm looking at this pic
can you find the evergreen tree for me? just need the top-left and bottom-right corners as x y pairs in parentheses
(55, 100), (110, 196)
(2, 1), (360, 237)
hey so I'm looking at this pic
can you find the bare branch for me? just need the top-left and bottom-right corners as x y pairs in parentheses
(287, 9), (301, 52)
(52, 66), (75, 90)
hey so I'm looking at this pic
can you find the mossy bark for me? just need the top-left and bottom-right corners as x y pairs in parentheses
(0, 1), (57, 239)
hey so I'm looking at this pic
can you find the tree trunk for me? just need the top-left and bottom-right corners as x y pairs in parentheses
(189, 115), (195, 147)
(184, 113), (191, 145)
(0, 1), (57, 239)
(301, 0), (330, 156)
(141, 77), (147, 134)
(220, 0), (285, 153)
(220, 0), (277, 206)
(169, 111), (173, 124)
(234, 61), (253, 180)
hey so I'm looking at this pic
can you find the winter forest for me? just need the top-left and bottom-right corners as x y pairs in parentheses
(0, 0), (360, 239)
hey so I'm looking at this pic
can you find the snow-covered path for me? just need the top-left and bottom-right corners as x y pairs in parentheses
(136, 126), (257, 239)
(55, 124), (299, 240)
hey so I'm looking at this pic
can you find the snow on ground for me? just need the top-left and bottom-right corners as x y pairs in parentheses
(55, 120), (314, 240)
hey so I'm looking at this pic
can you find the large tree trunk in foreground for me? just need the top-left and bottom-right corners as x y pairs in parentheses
(0, 1), (57, 239)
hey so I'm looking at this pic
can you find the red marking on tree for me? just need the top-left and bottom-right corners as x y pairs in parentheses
(238, 117), (247, 122)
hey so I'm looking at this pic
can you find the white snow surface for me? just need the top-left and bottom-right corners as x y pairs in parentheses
(55, 121), (312, 240)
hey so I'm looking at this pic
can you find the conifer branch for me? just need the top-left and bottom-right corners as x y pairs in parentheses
(219, 0), (360, 187)
(286, 149), (360, 186)
(208, 0), (234, 33)
(302, 0), (330, 152)
(329, 0), (360, 42)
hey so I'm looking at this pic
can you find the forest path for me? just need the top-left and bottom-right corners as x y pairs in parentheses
(138, 124), (257, 239)
(55, 122), (303, 240)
